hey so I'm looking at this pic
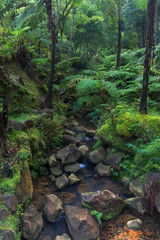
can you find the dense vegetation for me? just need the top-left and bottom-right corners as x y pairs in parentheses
(0, 0), (160, 238)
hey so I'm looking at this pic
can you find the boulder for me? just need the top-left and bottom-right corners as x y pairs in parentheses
(95, 162), (111, 177)
(0, 208), (9, 221)
(64, 163), (81, 173)
(65, 205), (99, 240)
(56, 174), (69, 190)
(129, 178), (144, 197)
(78, 145), (89, 157)
(144, 173), (160, 198)
(81, 190), (125, 220)
(105, 153), (124, 170)
(68, 173), (80, 185)
(0, 194), (17, 212)
(88, 147), (107, 165)
(122, 177), (130, 186)
(125, 197), (146, 215)
(43, 194), (63, 223)
(49, 175), (56, 182)
(155, 192), (160, 213)
(57, 144), (81, 165)
(127, 219), (142, 231)
(63, 135), (81, 146)
(55, 233), (71, 240)
(22, 205), (43, 240)
(50, 167), (63, 177)
(49, 155), (58, 167)
(0, 230), (14, 240)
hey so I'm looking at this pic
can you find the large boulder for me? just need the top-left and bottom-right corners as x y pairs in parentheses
(0, 194), (18, 212)
(88, 147), (107, 165)
(55, 233), (71, 240)
(95, 162), (111, 177)
(57, 144), (81, 165)
(125, 197), (146, 215)
(22, 205), (43, 240)
(129, 178), (144, 197)
(64, 163), (81, 173)
(56, 174), (69, 190)
(105, 153), (124, 170)
(0, 230), (14, 240)
(43, 194), (63, 223)
(81, 190), (125, 220)
(65, 205), (99, 240)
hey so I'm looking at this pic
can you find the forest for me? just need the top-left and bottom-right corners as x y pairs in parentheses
(0, 0), (160, 239)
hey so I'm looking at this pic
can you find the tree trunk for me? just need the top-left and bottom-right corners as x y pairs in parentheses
(67, 6), (75, 61)
(116, 0), (121, 69)
(156, 4), (159, 45)
(139, 0), (157, 114)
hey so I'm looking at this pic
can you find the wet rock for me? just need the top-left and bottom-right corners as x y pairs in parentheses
(56, 174), (69, 189)
(127, 219), (142, 231)
(63, 135), (81, 146)
(129, 178), (144, 197)
(88, 147), (107, 165)
(75, 133), (86, 142)
(0, 207), (9, 221)
(105, 153), (124, 170)
(64, 129), (76, 136)
(43, 194), (63, 223)
(23, 205), (43, 240)
(64, 163), (81, 173)
(0, 194), (17, 212)
(95, 162), (111, 177)
(144, 173), (160, 198)
(55, 233), (71, 240)
(68, 173), (80, 185)
(50, 167), (63, 177)
(0, 230), (14, 240)
(155, 192), (160, 213)
(78, 145), (89, 157)
(81, 190), (125, 220)
(125, 197), (146, 215)
(65, 205), (99, 240)
(57, 144), (81, 165)
(49, 175), (56, 182)
(24, 120), (34, 128)
(49, 155), (58, 167)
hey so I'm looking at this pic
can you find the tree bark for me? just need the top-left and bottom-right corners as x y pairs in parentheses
(67, 6), (75, 61)
(156, 4), (159, 45)
(139, 0), (157, 114)
(116, 0), (121, 69)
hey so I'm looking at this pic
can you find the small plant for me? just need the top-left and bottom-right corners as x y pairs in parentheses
(91, 210), (103, 225)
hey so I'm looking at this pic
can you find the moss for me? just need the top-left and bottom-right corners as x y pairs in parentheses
(103, 203), (126, 220)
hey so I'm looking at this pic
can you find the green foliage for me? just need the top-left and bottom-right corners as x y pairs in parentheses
(91, 210), (103, 225)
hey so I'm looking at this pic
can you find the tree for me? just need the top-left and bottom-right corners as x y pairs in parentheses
(139, 0), (157, 114)
(67, 6), (75, 61)
(116, 0), (121, 69)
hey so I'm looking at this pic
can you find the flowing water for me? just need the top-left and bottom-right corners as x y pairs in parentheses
(31, 120), (160, 240)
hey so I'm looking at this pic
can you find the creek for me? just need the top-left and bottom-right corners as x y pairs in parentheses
(31, 119), (160, 240)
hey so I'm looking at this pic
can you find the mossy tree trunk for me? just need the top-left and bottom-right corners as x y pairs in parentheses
(139, 0), (157, 114)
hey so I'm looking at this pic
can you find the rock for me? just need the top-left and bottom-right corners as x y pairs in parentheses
(0, 194), (17, 212)
(71, 120), (79, 127)
(122, 177), (130, 186)
(63, 135), (81, 146)
(75, 133), (86, 142)
(0, 230), (14, 240)
(78, 145), (89, 157)
(23, 205), (43, 240)
(155, 192), (160, 213)
(43, 194), (63, 223)
(57, 144), (81, 165)
(49, 155), (58, 167)
(95, 162), (111, 177)
(65, 205), (99, 240)
(50, 167), (63, 177)
(127, 219), (142, 231)
(129, 178), (144, 197)
(125, 197), (146, 215)
(144, 173), (160, 198)
(56, 174), (69, 189)
(81, 190), (125, 220)
(64, 163), (81, 173)
(64, 129), (76, 136)
(0, 207), (9, 221)
(88, 147), (107, 165)
(49, 175), (56, 182)
(105, 153), (124, 170)
(68, 173), (80, 185)
(55, 233), (71, 240)
(24, 120), (34, 128)
(43, 236), (51, 240)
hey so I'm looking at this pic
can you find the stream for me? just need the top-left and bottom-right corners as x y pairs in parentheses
(31, 119), (160, 240)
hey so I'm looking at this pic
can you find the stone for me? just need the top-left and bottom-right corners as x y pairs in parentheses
(64, 129), (76, 136)
(65, 205), (99, 240)
(64, 163), (81, 173)
(88, 147), (107, 165)
(81, 190), (125, 220)
(56, 174), (69, 190)
(144, 173), (160, 198)
(105, 153), (124, 170)
(63, 135), (81, 146)
(95, 162), (111, 177)
(50, 167), (63, 177)
(23, 205), (43, 240)
(49, 175), (56, 182)
(68, 173), (80, 185)
(55, 233), (71, 240)
(57, 144), (81, 165)
(122, 177), (130, 186)
(43, 194), (63, 223)
(125, 197), (146, 215)
(155, 192), (160, 213)
(78, 145), (89, 157)
(0, 230), (14, 240)
(129, 178), (144, 197)
(49, 155), (58, 167)
(0, 194), (18, 212)
(24, 120), (34, 128)
(0, 207), (9, 221)
(127, 219), (142, 231)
